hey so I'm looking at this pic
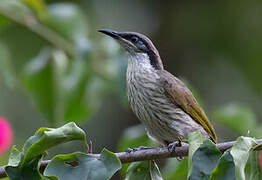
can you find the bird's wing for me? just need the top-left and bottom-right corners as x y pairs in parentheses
(160, 70), (217, 143)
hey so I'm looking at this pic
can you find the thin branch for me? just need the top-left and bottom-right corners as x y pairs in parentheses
(0, 139), (262, 178)
(0, 7), (75, 56)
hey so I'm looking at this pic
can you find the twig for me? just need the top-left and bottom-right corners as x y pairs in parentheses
(0, 139), (262, 178)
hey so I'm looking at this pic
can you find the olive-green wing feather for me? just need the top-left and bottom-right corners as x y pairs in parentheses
(160, 70), (217, 143)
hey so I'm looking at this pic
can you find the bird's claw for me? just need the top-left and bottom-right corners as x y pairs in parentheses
(167, 142), (178, 154)
(168, 138), (183, 154)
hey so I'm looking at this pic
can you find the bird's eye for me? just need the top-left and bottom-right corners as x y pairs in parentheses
(131, 36), (138, 43)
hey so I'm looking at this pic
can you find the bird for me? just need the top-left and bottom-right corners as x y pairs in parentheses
(99, 29), (217, 151)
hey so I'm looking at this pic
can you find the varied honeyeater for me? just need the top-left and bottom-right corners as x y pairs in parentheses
(99, 29), (217, 148)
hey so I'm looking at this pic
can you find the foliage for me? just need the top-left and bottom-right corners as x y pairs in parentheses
(3, 124), (261, 180)
(1, 0), (262, 179)
(0, 0), (123, 125)
(5, 123), (121, 180)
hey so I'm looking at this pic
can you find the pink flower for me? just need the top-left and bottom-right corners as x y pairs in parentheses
(0, 117), (13, 155)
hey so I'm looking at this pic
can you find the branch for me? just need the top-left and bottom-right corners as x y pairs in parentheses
(0, 139), (262, 178)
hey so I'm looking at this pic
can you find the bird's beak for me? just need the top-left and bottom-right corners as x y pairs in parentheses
(98, 29), (139, 52)
(98, 29), (121, 40)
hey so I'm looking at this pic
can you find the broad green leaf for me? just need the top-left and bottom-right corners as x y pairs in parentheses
(187, 131), (203, 178)
(213, 104), (257, 135)
(44, 149), (121, 180)
(0, 42), (17, 88)
(125, 161), (163, 180)
(245, 151), (262, 180)
(209, 150), (235, 180)
(230, 136), (257, 180)
(163, 158), (188, 180)
(189, 140), (221, 180)
(22, 122), (88, 164)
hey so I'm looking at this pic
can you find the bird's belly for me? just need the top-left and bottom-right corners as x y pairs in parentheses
(127, 85), (209, 145)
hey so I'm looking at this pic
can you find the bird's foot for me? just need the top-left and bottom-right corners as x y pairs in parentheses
(125, 146), (154, 153)
(167, 138), (183, 154)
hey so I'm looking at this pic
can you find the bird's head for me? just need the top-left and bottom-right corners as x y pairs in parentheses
(99, 29), (163, 70)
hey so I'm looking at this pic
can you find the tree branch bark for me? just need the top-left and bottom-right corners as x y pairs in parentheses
(0, 139), (262, 178)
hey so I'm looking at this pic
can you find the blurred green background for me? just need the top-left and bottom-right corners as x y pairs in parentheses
(0, 0), (262, 179)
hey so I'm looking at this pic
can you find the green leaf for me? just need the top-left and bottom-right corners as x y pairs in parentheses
(44, 3), (91, 59)
(22, 48), (56, 124)
(22, 47), (101, 124)
(7, 146), (23, 167)
(189, 140), (221, 180)
(22, 48), (69, 124)
(22, 0), (46, 16)
(63, 60), (91, 122)
(44, 149), (121, 180)
(209, 150), (235, 180)
(0, 42), (17, 88)
(125, 161), (163, 180)
(5, 123), (88, 180)
(213, 104), (257, 135)
(163, 158), (188, 180)
(22, 122), (88, 164)
(245, 151), (262, 180)
(5, 155), (43, 180)
(0, 15), (10, 32)
(187, 131), (203, 178)
(230, 136), (257, 180)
